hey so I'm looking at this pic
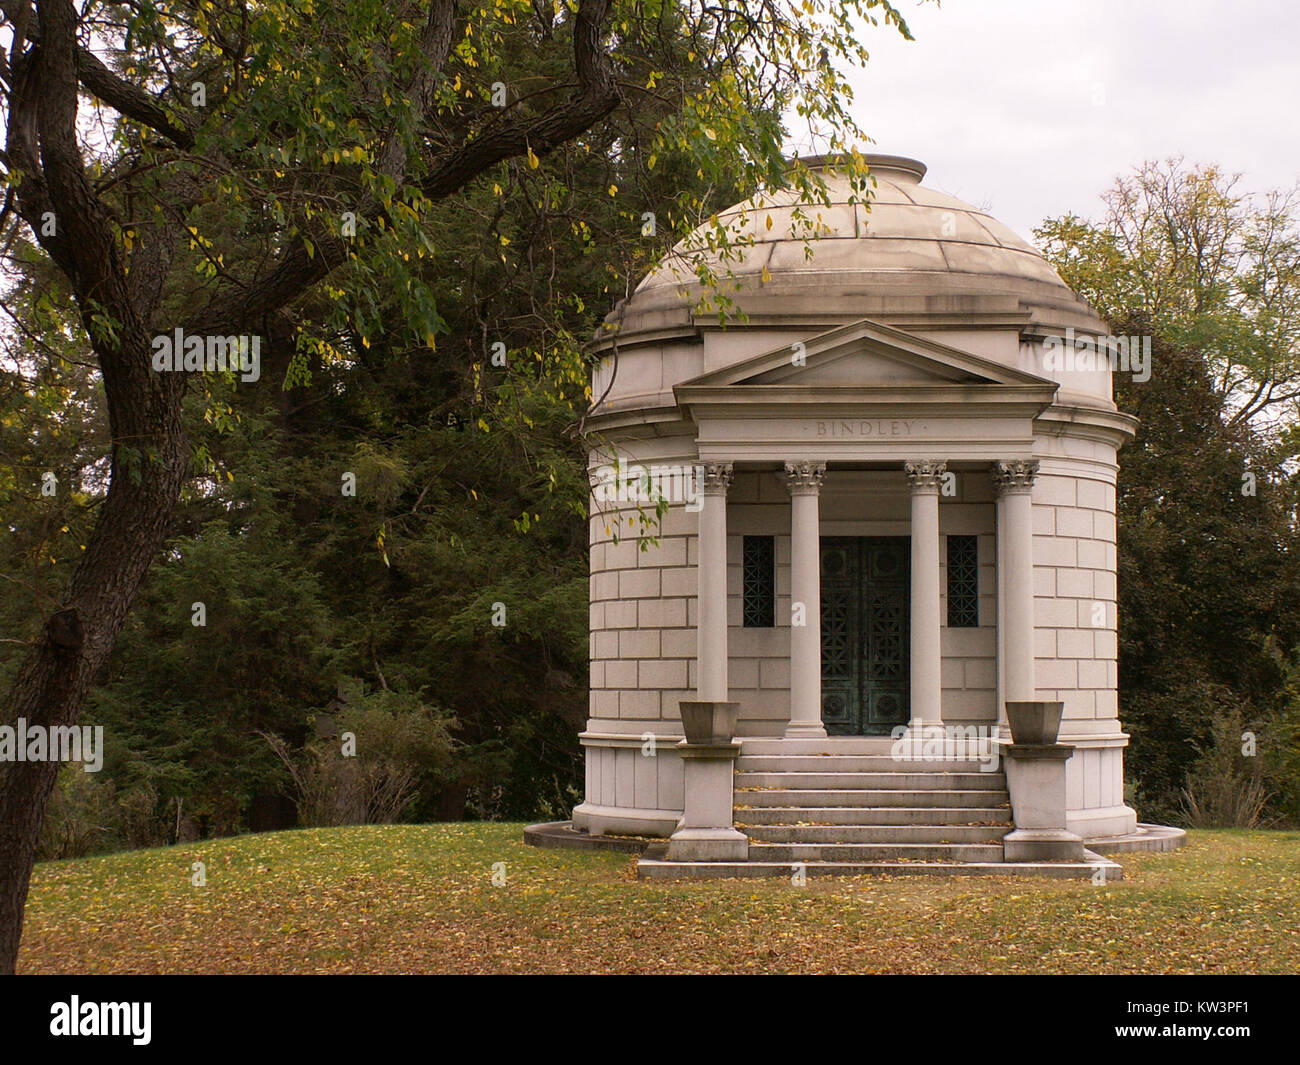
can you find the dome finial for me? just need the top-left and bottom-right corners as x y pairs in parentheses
(791, 152), (927, 183)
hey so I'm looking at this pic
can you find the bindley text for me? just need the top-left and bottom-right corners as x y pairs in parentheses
(816, 419), (917, 438)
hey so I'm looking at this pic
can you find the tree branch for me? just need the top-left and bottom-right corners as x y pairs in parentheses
(75, 46), (196, 150)
(420, 0), (618, 199)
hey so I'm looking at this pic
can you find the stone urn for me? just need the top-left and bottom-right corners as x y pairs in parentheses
(678, 701), (739, 745)
(1005, 700), (1064, 745)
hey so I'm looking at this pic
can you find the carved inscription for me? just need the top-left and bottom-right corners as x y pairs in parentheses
(815, 419), (916, 438)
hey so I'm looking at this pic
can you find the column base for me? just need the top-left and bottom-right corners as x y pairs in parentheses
(784, 721), (828, 739)
(667, 827), (751, 861)
(1003, 828), (1085, 862)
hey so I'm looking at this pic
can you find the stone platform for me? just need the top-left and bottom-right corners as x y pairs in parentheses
(524, 820), (1186, 881)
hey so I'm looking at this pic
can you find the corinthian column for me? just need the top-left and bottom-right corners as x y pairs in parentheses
(785, 460), (827, 738)
(905, 460), (946, 731)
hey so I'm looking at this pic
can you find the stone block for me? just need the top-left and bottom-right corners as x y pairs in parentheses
(1034, 536), (1077, 567)
(1055, 567), (1093, 599)
(604, 600), (638, 629)
(1034, 475), (1076, 507)
(1076, 479), (1110, 511)
(605, 659), (637, 689)
(1054, 506), (1095, 539)
(759, 658), (791, 689)
(618, 629), (660, 663)
(1056, 628), (1095, 659)
(619, 568), (660, 599)
(661, 566), (697, 597)
(660, 628), (696, 659)
(639, 659), (688, 690)
(638, 598), (687, 629)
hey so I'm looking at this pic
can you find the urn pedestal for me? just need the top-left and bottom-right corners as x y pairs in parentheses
(667, 701), (749, 861)
(1001, 701), (1085, 862)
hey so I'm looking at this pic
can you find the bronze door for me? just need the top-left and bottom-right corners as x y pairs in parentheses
(820, 537), (910, 735)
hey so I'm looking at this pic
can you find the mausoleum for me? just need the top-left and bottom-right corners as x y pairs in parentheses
(558, 154), (1178, 875)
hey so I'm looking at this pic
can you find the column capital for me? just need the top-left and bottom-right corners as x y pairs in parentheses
(784, 460), (827, 496)
(699, 461), (734, 495)
(992, 459), (1040, 496)
(904, 459), (948, 493)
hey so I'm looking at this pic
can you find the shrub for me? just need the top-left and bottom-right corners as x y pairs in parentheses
(1178, 704), (1271, 828)
(37, 770), (168, 859)
(264, 689), (453, 827)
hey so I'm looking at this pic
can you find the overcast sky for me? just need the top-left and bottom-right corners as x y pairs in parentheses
(835, 0), (1300, 239)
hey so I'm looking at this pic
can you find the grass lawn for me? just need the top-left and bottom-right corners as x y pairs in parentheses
(17, 824), (1300, 974)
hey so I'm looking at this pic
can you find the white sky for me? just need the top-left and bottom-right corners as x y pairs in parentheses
(838, 0), (1300, 238)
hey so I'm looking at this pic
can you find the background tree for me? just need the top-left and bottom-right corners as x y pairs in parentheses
(1036, 158), (1300, 435)
(1108, 317), (1297, 821)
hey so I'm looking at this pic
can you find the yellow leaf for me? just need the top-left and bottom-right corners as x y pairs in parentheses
(527, 148), (539, 169)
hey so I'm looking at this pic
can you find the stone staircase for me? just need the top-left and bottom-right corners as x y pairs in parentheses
(733, 738), (1012, 864)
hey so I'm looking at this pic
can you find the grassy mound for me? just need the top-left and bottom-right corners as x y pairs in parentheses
(20, 824), (1300, 974)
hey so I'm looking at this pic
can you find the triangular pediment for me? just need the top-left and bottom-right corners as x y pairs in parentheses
(677, 317), (1054, 390)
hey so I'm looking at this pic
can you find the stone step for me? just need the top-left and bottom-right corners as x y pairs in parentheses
(740, 823), (1010, 844)
(637, 857), (1122, 882)
(736, 788), (1009, 808)
(740, 738), (902, 756)
(736, 805), (1012, 826)
(734, 770), (1006, 790)
(747, 841), (1006, 862)
(736, 755), (999, 773)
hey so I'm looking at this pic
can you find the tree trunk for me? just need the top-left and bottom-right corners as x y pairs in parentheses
(0, 334), (188, 974)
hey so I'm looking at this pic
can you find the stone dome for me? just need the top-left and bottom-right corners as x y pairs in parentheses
(613, 154), (1098, 334)
(591, 154), (1115, 420)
